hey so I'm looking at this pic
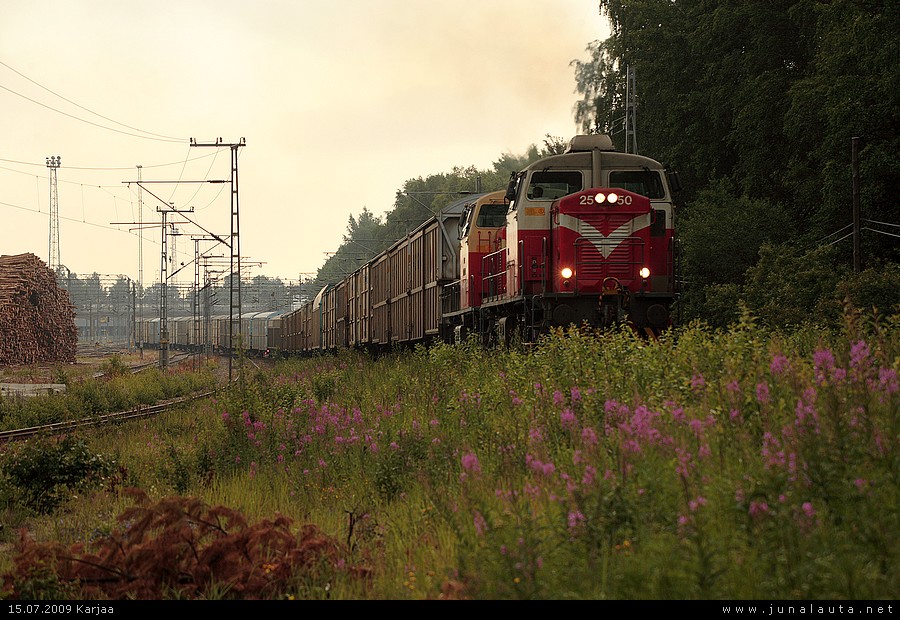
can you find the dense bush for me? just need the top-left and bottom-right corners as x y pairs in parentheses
(0, 435), (120, 514)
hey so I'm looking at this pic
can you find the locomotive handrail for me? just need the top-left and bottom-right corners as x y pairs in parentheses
(541, 236), (549, 294)
(481, 247), (506, 300)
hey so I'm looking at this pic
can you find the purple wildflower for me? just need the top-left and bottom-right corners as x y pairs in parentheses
(560, 408), (577, 429)
(813, 348), (836, 385)
(461, 451), (481, 474)
(770, 353), (790, 375)
(749, 501), (769, 518)
(567, 511), (586, 534)
(553, 390), (565, 406)
(474, 511), (487, 536)
(756, 382), (771, 405)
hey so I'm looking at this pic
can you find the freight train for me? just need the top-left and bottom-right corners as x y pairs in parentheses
(137, 134), (680, 357)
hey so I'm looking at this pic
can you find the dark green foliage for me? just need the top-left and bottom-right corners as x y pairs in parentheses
(575, 0), (898, 327)
(0, 435), (119, 514)
(741, 243), (848, 326)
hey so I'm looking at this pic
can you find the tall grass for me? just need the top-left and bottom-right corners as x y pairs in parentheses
(2, 310), (897, 599)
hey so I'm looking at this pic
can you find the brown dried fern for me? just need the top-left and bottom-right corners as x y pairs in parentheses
(1, 487), (355, 600)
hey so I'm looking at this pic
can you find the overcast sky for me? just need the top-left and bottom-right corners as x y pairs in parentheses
(1, 0), (608, 288)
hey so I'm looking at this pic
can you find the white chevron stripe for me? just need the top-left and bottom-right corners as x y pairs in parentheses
(557, 213), (651, 258)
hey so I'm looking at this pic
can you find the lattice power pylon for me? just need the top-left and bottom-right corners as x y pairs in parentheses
(46, 155), (61, 271)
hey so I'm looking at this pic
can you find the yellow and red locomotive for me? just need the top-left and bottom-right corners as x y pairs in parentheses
(443, 134), (678, 343)
(279, 134), (680, 355)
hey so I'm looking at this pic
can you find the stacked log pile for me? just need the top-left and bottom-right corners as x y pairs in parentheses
(0, 253), (77, 365)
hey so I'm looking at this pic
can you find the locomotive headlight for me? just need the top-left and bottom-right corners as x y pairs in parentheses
(594, 192), (606, 203)
(639, 267), (651, 279)
(606, 192), (619, 204)
(561, 267), (573, 279)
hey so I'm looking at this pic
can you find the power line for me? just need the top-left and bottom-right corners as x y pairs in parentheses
(0, 59), (188, 142)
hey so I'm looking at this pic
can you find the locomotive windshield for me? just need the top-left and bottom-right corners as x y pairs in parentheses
(607, 170), (666, 199)
(476, 203), (507, 227)
(527, 171), (583, 201)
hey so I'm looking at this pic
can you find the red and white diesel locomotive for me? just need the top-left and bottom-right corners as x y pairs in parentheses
(278, 134), (680, 355)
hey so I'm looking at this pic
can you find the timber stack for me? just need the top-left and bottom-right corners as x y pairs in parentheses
(0, 253), (77, 365)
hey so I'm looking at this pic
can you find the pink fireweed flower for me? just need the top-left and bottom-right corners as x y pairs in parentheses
(567, 511), (586, 534)
(770, 353), (790, 375)
(761, 431), (786, 469)
(797, 501), (818, 531)
(581, 426), (598, 447)
(876, 368), (898, 394)
(850, 340), (871, 372)
(553, 390), (565, 406)
(675, 447), (694, 479)
(690, 374), (706, 391)
(795, 388), (820, 433)
(688, 496), (707, 512)
(813, 348), (836, 385)
(473, 511), (487, 536)
(688, 418), (704, 438)
(560, 408), (577, 429)
(749, 501), (770, 518)
(509, 390), (523, 406)
(529, 426), (544, 443)
(525, 454), (556, 476)
(461, 451), (481, 474)
(756, 382), (771, 405)
(570, 386), (582, 402)
(801, 501), (815, 518)
(726, 380), (740, 393)
(523, 483), (541, 499)
(582, 465), (597, 486)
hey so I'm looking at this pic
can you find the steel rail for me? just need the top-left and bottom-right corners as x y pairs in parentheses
(0, 390), (216, 443)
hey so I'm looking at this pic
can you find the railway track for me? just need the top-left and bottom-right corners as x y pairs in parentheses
(0, 390), (216, 443)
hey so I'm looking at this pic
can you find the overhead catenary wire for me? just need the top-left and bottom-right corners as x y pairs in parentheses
(0, 59), (188, 143)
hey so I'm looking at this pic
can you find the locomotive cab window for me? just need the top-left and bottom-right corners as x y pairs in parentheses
(607, 170), (665, 199)
(476, 203), (508, 228)
(527, 171), (583, 201)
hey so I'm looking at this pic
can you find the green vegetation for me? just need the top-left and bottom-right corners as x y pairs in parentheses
(0, 308), (896, 600)
(0, 358), (217, 432)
